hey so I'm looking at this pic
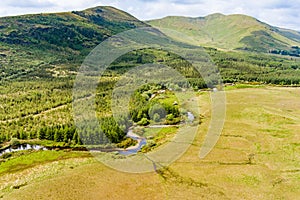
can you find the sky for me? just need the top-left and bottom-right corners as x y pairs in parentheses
(0, 0), (299, 31)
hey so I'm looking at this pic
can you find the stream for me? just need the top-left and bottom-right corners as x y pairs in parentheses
(118, 111), (195, 155)
(0, 112), (195, 157)
(0, 144), (47, 156)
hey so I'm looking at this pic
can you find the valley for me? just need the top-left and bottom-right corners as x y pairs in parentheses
(0, 5), (300, 200)
(0, 86), (299, 199)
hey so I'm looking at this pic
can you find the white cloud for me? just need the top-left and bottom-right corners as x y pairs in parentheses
(0, 0), (299, 31)
(4, 0), (55, 8)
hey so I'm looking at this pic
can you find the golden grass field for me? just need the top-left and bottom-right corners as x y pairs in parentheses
(1, 86), (300, 200)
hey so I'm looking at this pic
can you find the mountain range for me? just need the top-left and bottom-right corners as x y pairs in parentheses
(0, 6), (300, 81)
(1, 6), (300, 57)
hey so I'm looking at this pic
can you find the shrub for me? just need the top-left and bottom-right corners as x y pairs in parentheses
(137, 118), (150, 126)
(117, 138), (137, 148)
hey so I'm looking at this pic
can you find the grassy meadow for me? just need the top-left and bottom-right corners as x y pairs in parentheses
(1, 86), (299, 200)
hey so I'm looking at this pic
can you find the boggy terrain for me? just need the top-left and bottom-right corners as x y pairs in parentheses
(1, 86), (299, 200)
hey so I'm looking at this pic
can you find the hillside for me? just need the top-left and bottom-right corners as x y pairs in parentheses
(0, 6), (147, 80)
(147, 14), (300, 56)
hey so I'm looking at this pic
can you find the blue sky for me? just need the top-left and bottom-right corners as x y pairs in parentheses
(1, 0), (299, 31)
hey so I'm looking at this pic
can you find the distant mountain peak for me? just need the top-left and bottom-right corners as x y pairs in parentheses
(204, 13), (225, 19)
(0, 6), (147, 65)
(148, 13), (300, 56)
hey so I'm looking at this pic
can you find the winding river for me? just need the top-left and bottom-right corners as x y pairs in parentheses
(118, 111), (195, 155)
(0, 112), (195, 157)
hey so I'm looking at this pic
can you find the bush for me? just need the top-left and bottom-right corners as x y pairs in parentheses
(166, 114), (181, 125)
(137, 118), (150, 126)
(141, 140), (156, 153)
(117, 138), (137, 148)
(166, 114), (174, 121)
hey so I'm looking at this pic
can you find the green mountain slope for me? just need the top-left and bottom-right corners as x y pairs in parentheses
(274, 27), (300, 43)
(0, 6), (147, 80)
(147, 14), (300, 56)
(0, 6), (300, 153)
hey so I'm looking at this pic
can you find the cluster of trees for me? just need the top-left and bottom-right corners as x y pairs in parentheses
(0, 129), (31, 143)
(269, 46), (300, 57)
(2, 42), (300, 148)
(207, 48), (300, 85)
(110, 49), (210, 90)
(0, 117), (131, 146)
(37, 116), (132, 145)
(37, 124), (78, 143)
(100, 116), (131, 143)
(0, 123), (80, 145)
(110, 47), (300, 88)
(129, 84), (181, 125)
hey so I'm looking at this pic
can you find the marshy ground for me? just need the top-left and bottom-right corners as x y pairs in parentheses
(1, 86), (299, 200)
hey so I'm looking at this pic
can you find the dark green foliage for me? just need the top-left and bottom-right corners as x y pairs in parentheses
(116, 115), (133, 132)
(100, 117), (127, 143)
(37, 124), (77, 143)
(36, 120), (126, 145)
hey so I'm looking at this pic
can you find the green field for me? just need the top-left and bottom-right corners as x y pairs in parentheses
(1, 87), (299, 199)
